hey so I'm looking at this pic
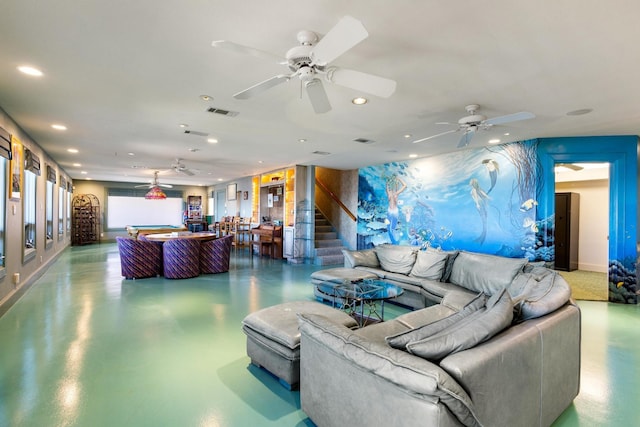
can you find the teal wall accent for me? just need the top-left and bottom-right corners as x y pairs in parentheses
(537, 135), (638, 303)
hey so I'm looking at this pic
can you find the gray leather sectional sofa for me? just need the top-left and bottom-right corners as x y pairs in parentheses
(301, 245), (580, 427)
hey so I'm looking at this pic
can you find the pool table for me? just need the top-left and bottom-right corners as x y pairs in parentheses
(126, 225), (188, 239)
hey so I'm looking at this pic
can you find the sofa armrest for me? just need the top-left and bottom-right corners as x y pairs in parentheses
(298, 313), (482, 427)
(439, 303), (580, 427)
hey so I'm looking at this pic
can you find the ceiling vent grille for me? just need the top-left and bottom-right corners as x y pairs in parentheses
(184, 130), (209, 136)
(312, 151), (330, 155)
(353, 138), (374, 144)
(206, 107), (239, 117)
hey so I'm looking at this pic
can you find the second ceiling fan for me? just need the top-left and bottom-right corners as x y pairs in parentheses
(413, 104), (535, 148)
(212, 15), (397, 113)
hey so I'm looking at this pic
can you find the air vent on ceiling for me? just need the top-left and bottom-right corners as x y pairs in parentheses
(312, 151), (331, 155)
(184, 130), (209, 136)
(353, 138), (374, 144)
(206, 107), (239, 117)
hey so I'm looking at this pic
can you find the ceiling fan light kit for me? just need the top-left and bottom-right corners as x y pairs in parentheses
(212, 15), (397, 113)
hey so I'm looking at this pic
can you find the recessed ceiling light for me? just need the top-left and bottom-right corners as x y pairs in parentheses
(179, 123), (188, 128)
(352, 97), (368, 105)
(207, 138), (218, 144)
(488, 139), (501, 144)
(67, 148), (78, 153)
(17, 66), (43, 76)
(409, 154), (418, 158)
(503, 132), (510, 136)
(127, 152), (135, 156)
(51, 124), (67, 131)
(200, 95), (213, 101)
(566, 108), (593, 116)
(73, 163), (81, 167)
(217, 178), (223, 181)
(298, 138), (307, 143)
(80, 171), (87, 174)
(258, 160), (263, 164)
(404, 134), (412, 139)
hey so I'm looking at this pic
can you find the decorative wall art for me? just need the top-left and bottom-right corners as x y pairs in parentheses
(227, 183), (237, 201)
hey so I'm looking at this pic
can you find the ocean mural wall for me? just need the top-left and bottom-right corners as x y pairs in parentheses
(357, 136), (638, 303)
(357, 140), (541, 258)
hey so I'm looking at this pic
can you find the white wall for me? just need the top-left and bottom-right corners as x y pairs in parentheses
(556, 178), (609, 272)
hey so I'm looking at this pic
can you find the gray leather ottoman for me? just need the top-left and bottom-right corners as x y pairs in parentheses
(242, 300), (358, 390)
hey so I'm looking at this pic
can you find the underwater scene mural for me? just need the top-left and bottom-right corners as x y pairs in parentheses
(357, 140), (542, 259)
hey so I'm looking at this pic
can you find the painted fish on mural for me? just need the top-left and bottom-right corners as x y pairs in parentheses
(519, 198), (538, 212)
(482, 159), (500, 194)
(469, 178), (490, 244)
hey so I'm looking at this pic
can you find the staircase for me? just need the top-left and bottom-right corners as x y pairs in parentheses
(314, 209), (345, 266)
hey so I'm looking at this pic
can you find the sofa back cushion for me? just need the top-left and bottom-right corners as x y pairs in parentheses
(342, 249), (379, 268)
(410, 250), (449, 280)
(405, 289), (514, 361)
(374, 245), (417, 275)
(386, 292), (487, 350)
(509, 266), (571, 321)
(449, 251), (527, 295)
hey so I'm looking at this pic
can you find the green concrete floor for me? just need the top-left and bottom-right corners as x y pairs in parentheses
(0, 243), (637, 426)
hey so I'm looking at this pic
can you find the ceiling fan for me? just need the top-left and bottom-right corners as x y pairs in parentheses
(134, 171), (173, 189)
(212, 15), (397, 113)
(171, 158), (196, 176)
(413, 104), (535, 148)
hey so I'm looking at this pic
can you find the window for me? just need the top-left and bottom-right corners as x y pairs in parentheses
(58, 183), (65, 238)
(66, 186), (71, 232)
(46, 180), (54, 243)
(0, 157), (6, 270)
(24, 170), (37, 256)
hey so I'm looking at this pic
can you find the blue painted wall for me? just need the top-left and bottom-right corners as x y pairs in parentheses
(357, 136), (638, 303)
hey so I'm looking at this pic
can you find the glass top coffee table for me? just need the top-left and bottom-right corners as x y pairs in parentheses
(317, 279), (403, 327)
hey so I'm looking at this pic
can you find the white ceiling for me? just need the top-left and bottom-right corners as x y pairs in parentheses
(1, 1), (638, 187)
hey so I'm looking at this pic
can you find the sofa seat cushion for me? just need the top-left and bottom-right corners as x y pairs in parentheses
(386, 293), (487, 350)
(509, 266), (571, 321)
(310, 267), (378, 284)
(374, 245), (418, 275)
(410, 249), (449, 280)
(405, 290), (513, 361)
(419, 279), (470, 300)
(449, 251), (527, 295)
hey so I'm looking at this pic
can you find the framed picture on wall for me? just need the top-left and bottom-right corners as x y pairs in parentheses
(227, 183), (237, 201)
(10, 136), (22, 201)
(243, 191), (248, 200)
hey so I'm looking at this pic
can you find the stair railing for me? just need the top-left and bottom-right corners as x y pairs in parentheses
(315, 177), (356, 222)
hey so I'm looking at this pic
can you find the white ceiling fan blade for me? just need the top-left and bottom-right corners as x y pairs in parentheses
(305, 79), (331, 114)
(412, 129), (458, 144)
(457, 128), (476, 148)
(484, 111), (535, 126)
(211, 40), (287, 65)
(158, 183), (173, 188)
(233, 74), (291, 100)
(327, 68), (396, 98)
(134, 184), (151, 188)
(310, 15), (368, 66)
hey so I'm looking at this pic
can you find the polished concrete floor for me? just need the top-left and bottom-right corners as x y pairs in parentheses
(0, 243), (637, 427)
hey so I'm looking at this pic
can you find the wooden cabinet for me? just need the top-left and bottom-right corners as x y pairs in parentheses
(555, 192), (580, 271)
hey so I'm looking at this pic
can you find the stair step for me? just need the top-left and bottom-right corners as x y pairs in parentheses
(316, 225), (333, 233)
(315, 239), (343, 248)
(316, 232), (337, 240)
(314, 254), (345, 266)
(315, 246), (345, 256)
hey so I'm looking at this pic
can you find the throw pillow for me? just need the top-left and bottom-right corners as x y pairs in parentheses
(341, 249), (379, 268)
(449, 251), (527, 294)
(374, 245), (417, 275)
(386, 292), (487, 350)
(405, 289), (514, 361)
(410, 250), (449, 280)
